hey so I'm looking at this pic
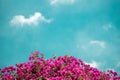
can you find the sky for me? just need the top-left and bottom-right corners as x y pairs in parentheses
(0, 0), (120, 74)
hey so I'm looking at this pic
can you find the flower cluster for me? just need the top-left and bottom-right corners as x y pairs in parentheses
(0, 52), (120, 80)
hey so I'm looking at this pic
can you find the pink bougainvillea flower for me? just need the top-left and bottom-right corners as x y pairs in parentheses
(0, 52), (120, 80)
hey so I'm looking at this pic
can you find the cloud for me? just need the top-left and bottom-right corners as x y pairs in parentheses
(117, 62), (120, 67)
(86, 61), (99, 68)
(10, 12), (51, 26)
(90, 40), (106, 48)
(50, 0), (75, 5)
(103, 24), (113, 31)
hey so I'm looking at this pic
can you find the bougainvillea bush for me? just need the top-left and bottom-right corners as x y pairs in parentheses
(0, 52), (120, 80)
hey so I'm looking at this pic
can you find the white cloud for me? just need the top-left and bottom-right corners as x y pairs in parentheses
(10, 12), (51, 26)
(90, 40), (106, 48)
(81, 45), (87, 50)
(86, 61), (99, 68)
(50, 0), (75, 5)
(103, 24), (113, 31)
(117, 62), (120, 67)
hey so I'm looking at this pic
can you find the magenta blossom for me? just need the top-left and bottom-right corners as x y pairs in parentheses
(0, 52), (120, 80)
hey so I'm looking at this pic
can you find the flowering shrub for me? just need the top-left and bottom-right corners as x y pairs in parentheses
(0, 52), (120, 80)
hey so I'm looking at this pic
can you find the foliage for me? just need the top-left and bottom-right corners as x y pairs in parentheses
(0, 52), (120, 80)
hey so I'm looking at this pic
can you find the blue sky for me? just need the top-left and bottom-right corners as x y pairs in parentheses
(0, 0), (120, 74)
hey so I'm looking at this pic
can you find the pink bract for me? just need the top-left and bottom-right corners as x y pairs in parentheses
(0, 52), (120, 80)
